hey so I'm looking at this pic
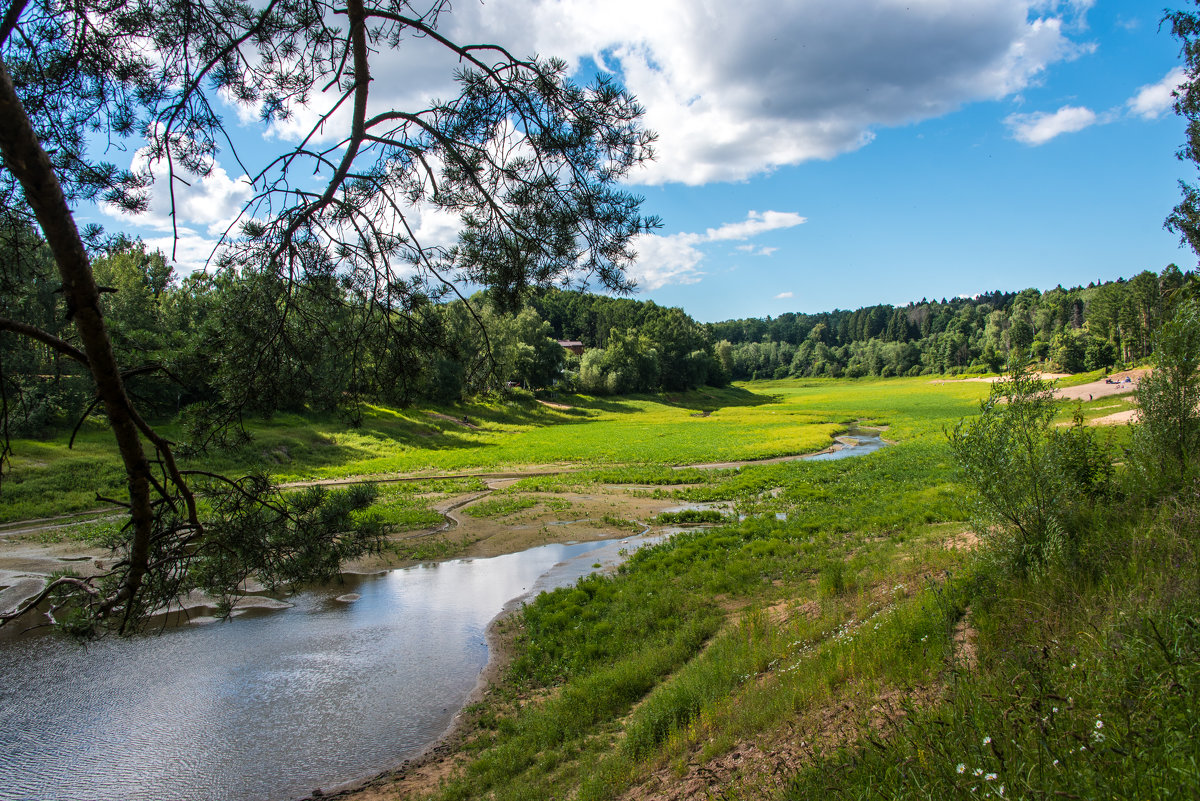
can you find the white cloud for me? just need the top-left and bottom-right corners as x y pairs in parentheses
(737, 244), (778, 256)
(705, 211), (806, 241)
(142, 229), (228, 272)
(627, 234), (707, 290)
(493, 0), (1091, 184)
(113, 2), (1102, 265)
(1005, 104), (1098, 144)
(775, 291), (794, 299)
(629, 209), (804, 289)
(1127, 67), (1186, 120)
(234, 1), (1094, 186)
(101, 148), (254, 270)
(1002, 66), (1185, 147)
(111, 149), (253, 238)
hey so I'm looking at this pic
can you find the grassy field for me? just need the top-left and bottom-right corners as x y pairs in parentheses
(9, 373), (1191, 801)
(300, 373), (1186, 801)
(0, 377), (991, 522)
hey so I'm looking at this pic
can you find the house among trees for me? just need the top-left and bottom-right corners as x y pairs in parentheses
(558, 340), (586, 356)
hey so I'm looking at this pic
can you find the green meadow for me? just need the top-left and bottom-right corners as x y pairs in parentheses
(7, 374), (1193, 801)
(0, 376), (990, 522)
(385, 376), (1194, 801)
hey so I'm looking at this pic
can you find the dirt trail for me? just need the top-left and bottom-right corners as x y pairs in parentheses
(1053, 368), (1148, 402)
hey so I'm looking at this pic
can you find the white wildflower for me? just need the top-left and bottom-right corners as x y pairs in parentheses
(956, 763), (966, 774)
(985, 773), (997, 781)
(982, 736), (992, 745)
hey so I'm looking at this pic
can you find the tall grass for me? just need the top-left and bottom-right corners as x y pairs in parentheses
(780, 482), (1200, 801)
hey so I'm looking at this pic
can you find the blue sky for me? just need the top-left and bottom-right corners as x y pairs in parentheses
(96, 1), (1197, 323)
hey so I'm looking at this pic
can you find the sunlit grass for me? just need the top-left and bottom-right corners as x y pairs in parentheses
(1, 378), (990, 521)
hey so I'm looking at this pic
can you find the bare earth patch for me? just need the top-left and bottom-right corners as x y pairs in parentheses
(427, 412), (481, 430)
(1090, 408), (1138, 426)
(621, 682), (942, 801)
(1053, 368), (1149, 402)
(619, 600), (980, 801)
(945, 529), (980, 551)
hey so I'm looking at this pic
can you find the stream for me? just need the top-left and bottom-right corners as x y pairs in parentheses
(0, 429), (888, 801)
(0, 535), (660, 801)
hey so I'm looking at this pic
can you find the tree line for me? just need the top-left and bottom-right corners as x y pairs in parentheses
(7, 232), (1194, 446)
(706, 266), (1199, 380)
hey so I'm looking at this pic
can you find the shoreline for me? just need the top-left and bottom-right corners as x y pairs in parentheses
(0, 426), (892, 801)
(298, 426), (895, 801)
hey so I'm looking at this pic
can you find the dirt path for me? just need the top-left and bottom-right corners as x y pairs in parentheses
(1053, 368), (1148, 402)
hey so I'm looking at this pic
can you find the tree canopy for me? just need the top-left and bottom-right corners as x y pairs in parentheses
(0, 0), (656, 633)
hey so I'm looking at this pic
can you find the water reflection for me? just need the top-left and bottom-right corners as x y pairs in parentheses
(803, 428), (887, 461)
(0, 535), (659, 801)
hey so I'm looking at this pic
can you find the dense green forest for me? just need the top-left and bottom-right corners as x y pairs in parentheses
(4, 224), (1197, 438)
(534, 266), (1200, 384)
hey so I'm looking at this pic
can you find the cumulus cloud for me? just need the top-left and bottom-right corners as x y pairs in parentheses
(628, 210), (804, 289)
(1005, 104), (1098, 144)
(101, 149), (253, 269)
(1127, 67), (1186, 120)
(122, 2), (1100, 262)
(130, 155), (253, 237)
(1004, 66), (1185, 147)
(233, 1), (1092, 186)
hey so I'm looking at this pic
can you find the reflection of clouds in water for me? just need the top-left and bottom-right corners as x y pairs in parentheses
(0, 537), (638, 801)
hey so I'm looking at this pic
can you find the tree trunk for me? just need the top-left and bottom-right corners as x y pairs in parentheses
(0, 58), (154, 628)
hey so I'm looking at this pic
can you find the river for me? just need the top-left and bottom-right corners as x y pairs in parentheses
(0, 535), (659, 801)
(0, 430), (888, 801)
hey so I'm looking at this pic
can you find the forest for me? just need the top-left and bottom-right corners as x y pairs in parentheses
(4, 223), (1195, 443)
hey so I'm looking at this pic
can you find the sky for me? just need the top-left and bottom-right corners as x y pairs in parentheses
(94, 0), (1199, 323)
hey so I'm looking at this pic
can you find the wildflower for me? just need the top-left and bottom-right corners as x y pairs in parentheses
(1092, 731), (1105, 743)
(998, 785), (1005, 796)
(956, 763), (966, 774)
(1052, 759), (1059, 766)
(985, 773), (997, 781)
(982, 736), (992, 745)
(1052, 707), (1058, 713)
(1094, 719), (1103, 730)
(974, 768), (984, 776)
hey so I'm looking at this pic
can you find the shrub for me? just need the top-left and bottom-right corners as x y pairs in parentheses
(948, 363), (1112, 574)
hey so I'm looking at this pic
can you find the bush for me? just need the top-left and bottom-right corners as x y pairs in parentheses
(948, 363), (1112, 574)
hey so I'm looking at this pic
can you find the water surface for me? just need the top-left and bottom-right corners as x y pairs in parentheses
(0, 536), (655, 801)
(804, 428), (887, 461)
